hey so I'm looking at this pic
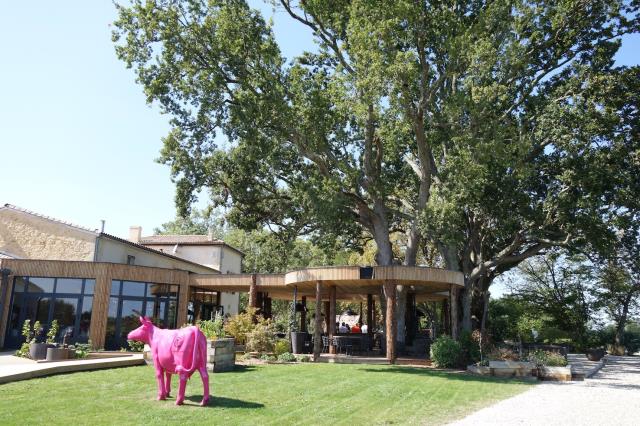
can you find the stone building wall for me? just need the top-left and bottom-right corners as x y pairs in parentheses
(0, 208), (96, 261)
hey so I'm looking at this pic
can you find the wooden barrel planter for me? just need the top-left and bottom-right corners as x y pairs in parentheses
(46, 347), (70, 362)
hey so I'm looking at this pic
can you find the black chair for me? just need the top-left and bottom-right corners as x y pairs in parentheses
(334, 336), (352, 356)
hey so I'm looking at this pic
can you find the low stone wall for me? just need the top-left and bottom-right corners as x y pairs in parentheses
(207, 338), (235, 373)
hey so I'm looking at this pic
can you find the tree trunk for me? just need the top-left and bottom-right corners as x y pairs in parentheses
(461, 286), (472, 332)
(395, 285), (407, 352)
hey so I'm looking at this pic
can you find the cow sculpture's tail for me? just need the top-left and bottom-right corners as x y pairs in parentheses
(175, 326), (202, 376)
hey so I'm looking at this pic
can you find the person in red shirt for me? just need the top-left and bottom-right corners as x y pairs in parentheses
(351, 323), (361, 333)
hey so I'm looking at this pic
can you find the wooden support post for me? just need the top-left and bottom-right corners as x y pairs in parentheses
(323, 301), (330, 333)
(313, 281), (322, 361)
(300, 296), (307, 332)
(366, 294), (373, 335)
(450, 285), (459, 340)
(372, 299), (376, 331)
(329, 285), (336, 354)
(248, 274), (258, 309)
(384, 282), (397, 364)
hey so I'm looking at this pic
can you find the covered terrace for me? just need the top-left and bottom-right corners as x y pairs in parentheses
(189, 265), (464, 363)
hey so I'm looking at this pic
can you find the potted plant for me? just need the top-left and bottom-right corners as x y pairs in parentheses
(45, 320), (69, 361)
(586, 347), (606, 362)
(28, 320), (50, 360)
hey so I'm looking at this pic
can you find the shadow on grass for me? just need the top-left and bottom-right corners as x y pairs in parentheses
(227, 365), (258, 373)
(359, 366), (535, 384)
(185, 395), (264, 409)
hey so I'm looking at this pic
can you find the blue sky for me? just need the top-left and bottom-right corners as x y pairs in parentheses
(1, 1), (638, 243)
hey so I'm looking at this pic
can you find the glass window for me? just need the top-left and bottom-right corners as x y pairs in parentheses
(8, 294), (24, 340)
(120, 299), (144, 344)
(27, 277), (55, 293)
(147, 284), (169, 298)
(52, 298), (78, 342)
(78, 296), (93, 342)
(56, 278), (83, 294)
(122, 281), (145, 297)
(84, 279), (95, 295)
(13, 277), (27, 293)
(110, 280), (121, 296)
(146, 298), (166, 328)
(23, 296), (52, 327)
(106, 297), (119, 349)
(168, 299), (178, 329)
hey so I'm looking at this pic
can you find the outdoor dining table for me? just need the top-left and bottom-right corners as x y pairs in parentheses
(333, 334), (370, 355)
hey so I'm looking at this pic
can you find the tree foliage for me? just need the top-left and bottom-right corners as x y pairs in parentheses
(114, 0), (640, 332)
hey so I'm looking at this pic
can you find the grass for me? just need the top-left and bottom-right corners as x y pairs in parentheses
(0, 363), (533, 425)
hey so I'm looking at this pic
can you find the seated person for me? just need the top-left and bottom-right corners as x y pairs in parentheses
(361, 323), (368, 333)
(351, 322), (361, 333)
(339, 322), (348, 333)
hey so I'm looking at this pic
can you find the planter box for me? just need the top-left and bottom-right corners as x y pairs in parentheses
(207, 338), (235, 373)
(538, 365), (572, 381)
(143, 344), (153, 365)
(467, 365), (491, 375)
(46, 347), (70, 362)
(489, 361), (536, 377)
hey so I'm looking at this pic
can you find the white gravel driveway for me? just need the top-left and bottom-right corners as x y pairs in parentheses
(451, 356), (640, 425)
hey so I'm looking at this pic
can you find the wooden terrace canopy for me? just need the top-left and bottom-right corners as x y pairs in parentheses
(189, 265), (464, 363)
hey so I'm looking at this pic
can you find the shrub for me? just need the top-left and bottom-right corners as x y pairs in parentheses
(458, 330), (481, 365)
(299, 355), (311, 362)
(74, 342), (92, 359)
(527, 350), (567, 367)
(245, 320), (277, 353)
(225, 308), (259, 345)
(487, 347), (519, 361)
(430, 336), (462, 368)
(127, 340), (145, 352)
(197, 313), (226, 340)
(260, 353), (276, 362)
(274, 339), (291, 356)
(277, 352), (297, 362)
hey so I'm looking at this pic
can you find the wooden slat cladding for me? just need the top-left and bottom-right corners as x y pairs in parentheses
(284, 266), (360, 286)
(0, 259), (191, 349)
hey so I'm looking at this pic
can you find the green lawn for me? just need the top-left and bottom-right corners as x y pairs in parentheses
(0, 363), (533, 425)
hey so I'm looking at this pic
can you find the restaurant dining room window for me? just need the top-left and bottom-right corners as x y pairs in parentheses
(105, 280), (179, 350)
(4, 277), (95, 348)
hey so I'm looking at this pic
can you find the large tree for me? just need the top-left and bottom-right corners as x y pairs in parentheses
(113, 0), (640, 337)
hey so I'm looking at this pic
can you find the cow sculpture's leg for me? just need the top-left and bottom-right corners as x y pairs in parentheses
(176, 373), (188, 405)
(165, 371), (172, 397)
(155, 367), (167, 400)
(198, 366), (210, 406)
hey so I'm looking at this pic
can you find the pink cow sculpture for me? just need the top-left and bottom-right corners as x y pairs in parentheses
(127, 316), (209, 406)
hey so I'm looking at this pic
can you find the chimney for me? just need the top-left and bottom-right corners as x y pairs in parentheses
(207, 227), (214, 242)
(129, 226), (142, 243)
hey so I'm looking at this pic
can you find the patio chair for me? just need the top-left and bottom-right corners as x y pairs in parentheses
(321, 335), (330, 353)
(334, 336), (352, 356)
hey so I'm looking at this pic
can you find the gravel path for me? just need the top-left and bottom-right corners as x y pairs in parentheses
(451, 356), (640, 425)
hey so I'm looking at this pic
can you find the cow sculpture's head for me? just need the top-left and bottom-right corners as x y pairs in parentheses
(127, 316), (154, 344)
